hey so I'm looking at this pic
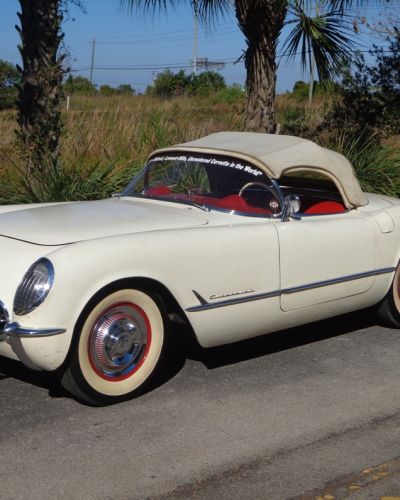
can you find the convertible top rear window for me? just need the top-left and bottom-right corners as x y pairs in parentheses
(280, 174), (341, 194)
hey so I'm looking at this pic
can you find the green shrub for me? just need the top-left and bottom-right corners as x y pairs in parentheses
(280, 107), (312, 137)
(211, 85), (245, 104)
(64, 75), (97, 96)
(321, 131), (400, 197)
(0, 60), (18, 110)
(146, 70), (226, 98)
(0, 158), (141, 204)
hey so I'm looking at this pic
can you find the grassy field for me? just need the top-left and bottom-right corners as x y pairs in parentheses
(0, 93), (399, 203)
(0, 95), (244, 165)
(0, 93), (330, 167)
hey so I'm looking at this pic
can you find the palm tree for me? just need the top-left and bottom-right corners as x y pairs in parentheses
(283, 1), (354, 103)
(120, 0), (355, 133)
(16, 0), (65, 175)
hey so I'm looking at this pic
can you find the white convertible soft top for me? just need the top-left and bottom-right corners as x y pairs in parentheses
(153, 132), (367, 208)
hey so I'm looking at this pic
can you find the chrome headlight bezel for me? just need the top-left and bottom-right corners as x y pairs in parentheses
(13, 258), (55, 316)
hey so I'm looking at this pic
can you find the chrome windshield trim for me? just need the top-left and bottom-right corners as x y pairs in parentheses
(186, 267), (396, 312)
(282, 267), (396, 295)
(123, 194), (278, 219)
(1, 322), (66, 340)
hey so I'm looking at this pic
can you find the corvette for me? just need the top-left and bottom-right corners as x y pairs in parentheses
(0, 132), (399, 405)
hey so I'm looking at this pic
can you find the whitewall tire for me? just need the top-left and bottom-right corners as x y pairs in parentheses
(61, 288), (166, 405)
(378, 265), (400, 328)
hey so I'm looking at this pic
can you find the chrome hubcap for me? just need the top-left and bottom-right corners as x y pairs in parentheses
(89, 304), (149, 379)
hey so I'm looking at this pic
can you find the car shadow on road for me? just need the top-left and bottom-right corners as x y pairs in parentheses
(0, 307), (378, 401)
(0, 356), (68, 397)
(174, 307), (378, 370)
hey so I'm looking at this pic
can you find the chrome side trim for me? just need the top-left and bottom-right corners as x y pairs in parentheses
(282, 267), (396, 295)
(192, 290), (208, 305)
(186, 290), (280, 312)
(1, 322), (66, 340)
(186, 267), (396, 312)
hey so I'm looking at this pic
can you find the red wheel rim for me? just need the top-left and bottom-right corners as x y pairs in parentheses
(88, 302), (152, 381)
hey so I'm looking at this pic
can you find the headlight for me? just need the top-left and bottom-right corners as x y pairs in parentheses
(14, 258), (54, 315)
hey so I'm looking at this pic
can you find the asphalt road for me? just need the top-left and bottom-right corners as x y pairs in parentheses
(1, 309), (400, 499)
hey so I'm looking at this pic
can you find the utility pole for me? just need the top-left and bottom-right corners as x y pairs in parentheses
(192, 1), (198, 75)
(89, 38), (96, 84)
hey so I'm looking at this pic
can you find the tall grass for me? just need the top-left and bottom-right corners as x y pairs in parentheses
(0, 94), (243, 203)
(321, 132), (400, 197)
(0, 93), (399, 203)
(276, 93), (336, 137)
(61, 94), (243, 163)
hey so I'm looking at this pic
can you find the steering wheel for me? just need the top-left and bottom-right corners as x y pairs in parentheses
(238, 182), (281, 213)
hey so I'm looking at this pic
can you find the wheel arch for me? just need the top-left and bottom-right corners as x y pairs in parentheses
(67, 276), (193, 352)
(90, 277), (188, 318)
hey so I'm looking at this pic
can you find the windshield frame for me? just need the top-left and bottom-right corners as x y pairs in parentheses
(121, 152), (285, 219)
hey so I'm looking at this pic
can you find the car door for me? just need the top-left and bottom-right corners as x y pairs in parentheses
(276, 210), (377, 311)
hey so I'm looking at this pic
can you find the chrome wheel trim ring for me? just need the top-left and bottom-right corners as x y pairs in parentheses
(88, 302), (151, 381)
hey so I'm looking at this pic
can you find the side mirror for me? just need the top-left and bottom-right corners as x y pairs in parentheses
(282, 194), (301, 221)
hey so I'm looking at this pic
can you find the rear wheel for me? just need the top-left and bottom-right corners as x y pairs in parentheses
(377, 265), (400, 328)
(61, 288), (165, 405)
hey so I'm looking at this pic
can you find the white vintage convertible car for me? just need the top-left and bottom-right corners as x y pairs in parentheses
(0, 132), (399, 405)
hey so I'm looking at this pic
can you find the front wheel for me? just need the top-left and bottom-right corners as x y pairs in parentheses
(61, 288), (166, 405)
(377, 265), (400, 328)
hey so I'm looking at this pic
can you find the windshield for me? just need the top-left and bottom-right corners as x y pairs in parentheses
(122, 152), (282, 216)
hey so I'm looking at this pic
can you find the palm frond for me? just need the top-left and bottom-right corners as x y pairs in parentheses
(119, 0), (178, 16)
(298, 0), (359, 16)
(119, 0), (230, 23)
(283, 3), (355, 81)
(195, 0), (230, 23)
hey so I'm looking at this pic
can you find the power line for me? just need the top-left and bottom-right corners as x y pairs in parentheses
(68, 22), (236, 48)
(69, 46), (397, 74)
(68, 33), (240, 56)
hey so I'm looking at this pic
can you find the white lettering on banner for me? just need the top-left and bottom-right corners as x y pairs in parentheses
(188, 156), (211, 164)
(150, 155), (264, 178)
(163, 155), (188, 162)
(244, 166), (263, 177)
(149, 156), (165, 163)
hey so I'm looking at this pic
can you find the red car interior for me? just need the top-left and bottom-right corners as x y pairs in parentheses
(146, 186), (346, 215)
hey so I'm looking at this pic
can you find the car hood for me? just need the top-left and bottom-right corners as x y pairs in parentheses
(0, 197), (209, 245)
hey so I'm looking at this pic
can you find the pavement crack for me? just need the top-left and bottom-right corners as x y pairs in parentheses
(146, 409), (400, 500)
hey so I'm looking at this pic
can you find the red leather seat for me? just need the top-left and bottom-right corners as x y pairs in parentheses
(145, 188), (271, 214)
(304, 201), (345, 214)
(146, 186), (172, 196)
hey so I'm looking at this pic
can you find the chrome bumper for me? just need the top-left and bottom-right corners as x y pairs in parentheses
(0, 322), (66, 342)
(0, 300), (65, 342)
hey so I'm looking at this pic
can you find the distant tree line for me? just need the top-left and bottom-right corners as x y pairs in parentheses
(0, 66), (234, 106)
(145, 70), (227, 98)
(63, 75), (135, 96)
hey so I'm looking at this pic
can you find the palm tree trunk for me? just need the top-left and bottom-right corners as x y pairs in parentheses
(235, 0), (286, 133)
(16, 0), (65, 175)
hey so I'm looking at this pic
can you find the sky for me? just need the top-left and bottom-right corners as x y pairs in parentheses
(0, 0), (396, 94)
